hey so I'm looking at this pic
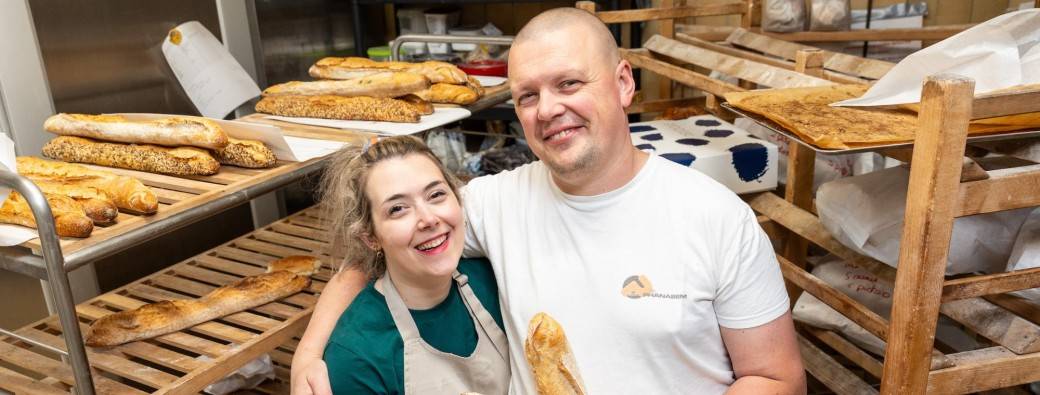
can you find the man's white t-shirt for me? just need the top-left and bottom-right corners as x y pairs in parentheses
(463, 154), (789, 394)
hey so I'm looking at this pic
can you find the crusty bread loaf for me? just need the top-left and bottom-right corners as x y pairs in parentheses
(0, 191), (94, 238)
(309, 57), (469, 85)
(525, 313), (587, 395)
(213, 138), (276, 168)
(266, 255), (323, 277)
(17, 157), (158, 215)
(44, 113), (229, 150)
(413, 83), (480, 105)
(42, 136), (220, 176)
(398, 94), (434, 115)
(466, 76), (486, 97)
(29, 179), (118, 225)
(86, 270), (310, 347)
(256, 95), (423, 123)
(263, 72), (429, 98)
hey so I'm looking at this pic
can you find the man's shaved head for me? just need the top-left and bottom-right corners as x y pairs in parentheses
(512, 7), (619, 66)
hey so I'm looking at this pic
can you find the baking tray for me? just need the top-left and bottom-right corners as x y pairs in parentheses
(722, 102), (1040, 155)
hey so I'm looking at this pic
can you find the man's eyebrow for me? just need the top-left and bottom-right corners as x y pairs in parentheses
(381, 180), (444, 204)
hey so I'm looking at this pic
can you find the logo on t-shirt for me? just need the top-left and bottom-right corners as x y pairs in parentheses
(621, 275), (687, 300)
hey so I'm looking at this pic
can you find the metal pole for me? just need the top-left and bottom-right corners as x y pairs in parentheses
(0, 170), (95, 394)
(862, 0), (874, 57)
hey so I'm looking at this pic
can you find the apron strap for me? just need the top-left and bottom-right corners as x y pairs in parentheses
(453, 272), (511, 361)
(379, 273), (423, 342)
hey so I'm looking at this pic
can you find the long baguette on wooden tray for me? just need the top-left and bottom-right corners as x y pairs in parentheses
(18, 156), (159, 214)
(85, 256), (320, 347)
(42, 136), (220, 176)
(263, 71), (430, 98)
(413, 82), (481, 105)
(43, 113), (229, 150)
(256, 95), (423, 123)
(28, 179), (118, 225)
(525, 312), (587, 395)
(213, 138), (277, 168)
(309, 57), (469, 84)
(0, 191), (93, 238)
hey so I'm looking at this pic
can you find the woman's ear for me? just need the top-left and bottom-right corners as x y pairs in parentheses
(361, 233), (381, 251)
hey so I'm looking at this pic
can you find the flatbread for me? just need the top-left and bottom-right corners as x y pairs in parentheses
(725, 84), (1040, 150)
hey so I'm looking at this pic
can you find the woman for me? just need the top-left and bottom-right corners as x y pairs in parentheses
(313, 136), (510, 394)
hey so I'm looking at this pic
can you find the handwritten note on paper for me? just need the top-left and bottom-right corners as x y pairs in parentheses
(162, 21), (261, 119)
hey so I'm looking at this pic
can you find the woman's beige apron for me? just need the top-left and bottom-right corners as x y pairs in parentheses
(379, 271), (511, 394)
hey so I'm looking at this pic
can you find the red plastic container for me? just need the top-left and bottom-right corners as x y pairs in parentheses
(458, 60), (507, 77)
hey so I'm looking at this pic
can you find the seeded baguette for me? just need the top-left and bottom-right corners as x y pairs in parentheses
(43, 136), (220, 176)
(0, 191), (93, 238)
(44, 113), (229, 150)
(256, 95), (422, 123)
(213, 138), (276, 168)
(17, 157), (158, 215)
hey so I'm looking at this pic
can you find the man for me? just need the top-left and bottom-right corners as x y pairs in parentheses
(293, 7), (804, 394)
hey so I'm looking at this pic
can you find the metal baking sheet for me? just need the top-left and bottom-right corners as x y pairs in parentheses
(722, 102), (1040, 155)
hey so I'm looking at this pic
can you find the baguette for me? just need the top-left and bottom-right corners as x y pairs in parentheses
(398, 94), (434, 115)
(29, 179), (118, 225)
(413, 83), (480, 105)
(266, 255), (323, 276)
(0, 191), (94, 238)
(44, 113), (229, 150)
(263, 72), (429, 98)
(42, 136), (220, 176)
(213, 138), (276, 168)
(86, 270), (310, 347)
(524, 313), (587, 395)
(256, 95), (423, 123)
(466, 76), (486, 97)
(309, 57), (469, 85)
(17, 157), (158, 215)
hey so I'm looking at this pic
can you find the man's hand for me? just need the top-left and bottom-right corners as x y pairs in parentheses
(721, 312), (806, 395)
(291, 359), (332, 395)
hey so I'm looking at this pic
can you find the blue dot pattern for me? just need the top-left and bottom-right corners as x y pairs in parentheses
(635, 144), (656, 151)
(660, 153), (696, 166)
(729, 143), (769, 182)
(695, 119), (721, 127)
(675, 138), (709, 146)
(641, 133), (663, 141)
(704, 129), (733, 138)
(629, 125), (656, 133)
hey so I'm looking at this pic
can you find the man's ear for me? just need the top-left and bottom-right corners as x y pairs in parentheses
(616, 59), (636, 108)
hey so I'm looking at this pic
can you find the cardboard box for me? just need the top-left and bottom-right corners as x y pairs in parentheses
(629, 115), (778, 194)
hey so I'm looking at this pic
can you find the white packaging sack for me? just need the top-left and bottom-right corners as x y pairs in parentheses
(816, 166), (1031, 275)
(1006, 207), (1040, 302)
(762, 0), (806, 33)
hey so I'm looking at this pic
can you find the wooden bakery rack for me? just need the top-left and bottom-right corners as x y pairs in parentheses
(0, 83), (511, 395)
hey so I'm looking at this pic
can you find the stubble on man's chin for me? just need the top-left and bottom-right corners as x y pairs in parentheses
(544, 146), (599, 180)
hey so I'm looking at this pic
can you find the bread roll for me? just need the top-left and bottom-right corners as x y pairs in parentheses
(266, 255), (322, 277)
(256, 95), (423, 123)
(18, 157), (158, 215)
(44, 113), (229, 150)
(213, 138), (276, 168)
(263, 72), (429, 98)
(86, 270), (310, 347)
(42, 136), (220, 176)
(413, 83), (480, 105)
(29, 179), (118, 225)
(309, 57), (469, 85)
(0, 191), (93, 238)
(524, 313), (587, 395)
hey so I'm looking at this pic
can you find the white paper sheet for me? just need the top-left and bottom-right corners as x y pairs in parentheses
(834, 8), (1040, 107)
(162, 21), (261, 118)
(0, 134), (35, 247)
(116, 113), (298, 162)
(282, 136), (350, 162)
(265, 107), (472, 136)
(473, 76), (507, 87)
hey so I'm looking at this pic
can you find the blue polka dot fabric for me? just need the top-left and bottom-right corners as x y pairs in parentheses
(628, 115), (777, 194)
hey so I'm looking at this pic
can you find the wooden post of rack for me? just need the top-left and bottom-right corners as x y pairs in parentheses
(880, 75), (974, 395)
(659, 0), (675, 101)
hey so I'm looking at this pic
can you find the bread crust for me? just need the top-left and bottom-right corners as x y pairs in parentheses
(266, 255), (323, 276)
(42, 136), (220, 176)
(86, 270), (310, 347)
(17, 156), (158, 215)
(256, 95), (423, 123)
(309, 57), (468, 85)
(263, 72), (429, 98)
(413, 83), (480, 105)
(213, 138), (276, 168)
(44, 113), (229, 150)
(29, 179), (118, 225)
(524, 313), (587, 395)
(0, 191), (94, 238)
